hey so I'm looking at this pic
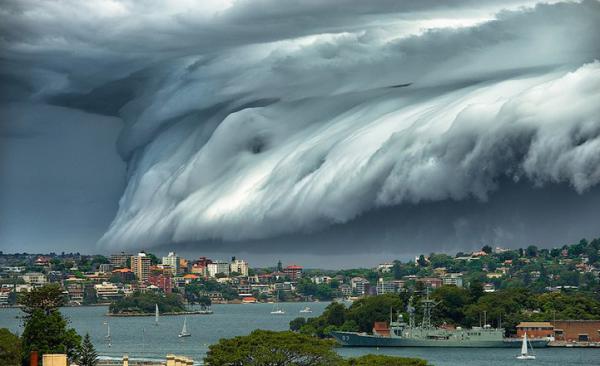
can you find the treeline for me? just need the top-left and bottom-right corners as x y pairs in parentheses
(290, 285), (600, 337)
(108, 291), (186, 314)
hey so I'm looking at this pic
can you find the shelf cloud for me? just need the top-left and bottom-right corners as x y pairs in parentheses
(1, 0), (600, 261)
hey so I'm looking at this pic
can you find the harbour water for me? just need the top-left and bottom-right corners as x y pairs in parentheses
(1, 304), (599, 365)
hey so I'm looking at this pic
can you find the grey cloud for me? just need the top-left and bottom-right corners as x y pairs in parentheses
(2, 0), (600, 260)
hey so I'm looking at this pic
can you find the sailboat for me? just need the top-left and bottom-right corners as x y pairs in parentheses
(178, 317), (191, 338)
(154, 304), (159, 326)
(270, 291), (285, 315)
(516, 332), (536, 360)
(104, 321), (112, 347)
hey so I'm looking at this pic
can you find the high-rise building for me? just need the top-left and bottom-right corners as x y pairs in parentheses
(207, 261), (230, 277)
(162, 252), (180, 276)
(283, 265), (303, 281)
(131, 253), (151, 282)
(110, 252), (132, 268)
(230, 258), (249, 276)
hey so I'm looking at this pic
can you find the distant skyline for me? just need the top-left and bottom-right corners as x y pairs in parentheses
(1, 1), (600, 267)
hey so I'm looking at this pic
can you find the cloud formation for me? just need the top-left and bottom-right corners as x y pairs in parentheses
(1, 0), (600, 257)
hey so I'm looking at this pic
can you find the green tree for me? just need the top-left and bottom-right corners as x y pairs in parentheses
(526, 245), (539, 258)
(289, 317), (306, 332)
(18, 283), (65, 315)
(0, 328), (21, 366)
(345, 355), (428, 366)
(78, 333), (98, 366)
(19, 285), (81, 365)
(204, 330), (341, 366)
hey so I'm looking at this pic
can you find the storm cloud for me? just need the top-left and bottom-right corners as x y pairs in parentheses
(1, 0), (600, 263)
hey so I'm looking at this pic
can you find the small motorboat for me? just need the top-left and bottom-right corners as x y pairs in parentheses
(299, 307), (312, 314)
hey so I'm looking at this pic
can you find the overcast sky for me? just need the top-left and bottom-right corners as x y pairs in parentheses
(1, 0), (600, 268)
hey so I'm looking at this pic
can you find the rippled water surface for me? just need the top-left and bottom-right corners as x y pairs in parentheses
(1, 304), (598, 365)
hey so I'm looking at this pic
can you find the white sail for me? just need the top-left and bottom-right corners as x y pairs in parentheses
(155, 304), (159, 325)
(182, 317), (188, 334)
(521, 333), (528, 355)
(271, 290), (285, 314)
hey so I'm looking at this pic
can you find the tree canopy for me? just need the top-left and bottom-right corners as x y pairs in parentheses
(204, 330), (428, 366)
(109, 291), (186, 314)
(0, 328), (21, 366)
(19, 285), (81, 365)
(204, 330), (341, 366)
(18, 283), (65, 315)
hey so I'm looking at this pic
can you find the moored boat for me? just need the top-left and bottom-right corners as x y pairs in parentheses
(332, 293), (550, 348)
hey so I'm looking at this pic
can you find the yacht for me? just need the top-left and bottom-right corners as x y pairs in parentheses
(516, 332), (536, 360)
(178, 317), (191, 338)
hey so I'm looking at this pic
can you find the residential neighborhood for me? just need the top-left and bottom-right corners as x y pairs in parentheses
(0, 238), (598, 308)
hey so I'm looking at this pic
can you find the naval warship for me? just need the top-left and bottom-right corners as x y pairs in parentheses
(331, 294), (551, 348)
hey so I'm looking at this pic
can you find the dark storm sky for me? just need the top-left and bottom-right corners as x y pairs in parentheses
(1, 0), (600, 267)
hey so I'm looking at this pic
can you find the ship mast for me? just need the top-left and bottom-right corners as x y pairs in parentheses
(407, 296), (416, 329)
(420, 288), (438, 329)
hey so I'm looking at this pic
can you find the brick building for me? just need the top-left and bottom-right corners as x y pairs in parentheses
(552, 320), (600, 342)
(148, 274), (173, 294)
(516, 322), (554, 338)
(283, 265), (303, 281)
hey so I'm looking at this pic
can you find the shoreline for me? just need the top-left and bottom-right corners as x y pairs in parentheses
(107, 310), (213, 317)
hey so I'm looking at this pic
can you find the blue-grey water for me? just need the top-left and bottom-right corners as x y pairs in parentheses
(1, 304), (599, 365)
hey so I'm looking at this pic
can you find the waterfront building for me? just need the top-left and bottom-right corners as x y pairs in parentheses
(66, 283), (84, 303)
(162, 252), (181, 276)
(283, 264), (303, 281)
(442, 273), (463, 287)
(94, 281), (122, 301)
(230, 258), (249, 276)
(250, 284), (271, 294)
(207, 261), (230, 277)
(21, 272), (47, 286)
(237, 283), (252, 296)
(242, 296), (257, 303)
(110, 252), (132, 268)
(552, 320), (600, 342)
(516, 322), (554, 339)
(131, 253), (151, 282)
(0, 289), (10, 305)
(339, 283), (352, 297)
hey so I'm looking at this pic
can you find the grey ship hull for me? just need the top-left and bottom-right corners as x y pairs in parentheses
(331, 331), (550, 348)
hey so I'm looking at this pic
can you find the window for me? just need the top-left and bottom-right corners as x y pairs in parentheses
(578, 334), (589, 342)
